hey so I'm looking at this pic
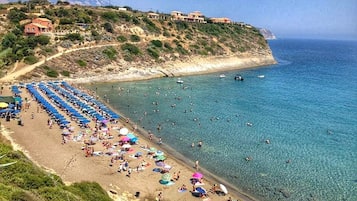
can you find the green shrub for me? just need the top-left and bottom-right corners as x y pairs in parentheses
(10, 190), (38, 201)
(102, 46), (117, 60)
(38, 186), (80, 201)
(185, 34), (193, 40)
(76, 59), (87, 67)
(101, 11), (118, 22)
(163, 30), (170, 37)
(66, 182), (112, 201)
(65, 33), (83, 42)
(36, 35), (50, 45)
(61, 70), (70, 77)
(147, 48), (159, 59)
(121, 43), (140, 55)
(59, 18), (73, 25)
(129, 35), (140, 42)
(46, 69), (59, 78)
(176, 46), (188, 55)
(164, 42), (172, 50)
(91, 30), (99, 37)
(150, 40), (163, 48)
(24, 56), (38, 65)
(117, 35), (127, 42)
(102, 22), (113, 33)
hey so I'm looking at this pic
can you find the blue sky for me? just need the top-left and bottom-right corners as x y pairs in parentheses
(112, 0), (356, 40)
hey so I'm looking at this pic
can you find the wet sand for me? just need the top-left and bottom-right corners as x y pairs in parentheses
(0, 84), (257, 201)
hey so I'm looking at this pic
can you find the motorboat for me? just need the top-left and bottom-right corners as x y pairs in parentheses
(234, 74), (244, 81)
(176, 78), (184, 84)
(219, 74), (226, 78)
(257, 75), (265, 78)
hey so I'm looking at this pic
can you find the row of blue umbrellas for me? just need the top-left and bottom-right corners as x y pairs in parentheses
(49, 83), (107, 122)
(38, 83), (90, 125)
(27, 84), (70, 125)
(61, 81), (119, 120)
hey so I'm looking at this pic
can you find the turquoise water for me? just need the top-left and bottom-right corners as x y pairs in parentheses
(84, 39), (357, 201)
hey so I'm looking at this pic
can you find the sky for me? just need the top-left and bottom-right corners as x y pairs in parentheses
(111, 0), (357, 40)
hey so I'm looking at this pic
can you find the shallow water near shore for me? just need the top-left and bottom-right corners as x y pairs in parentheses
(84, 39), (357, 201)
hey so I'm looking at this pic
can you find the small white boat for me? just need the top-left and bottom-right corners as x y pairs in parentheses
(257, 75), (265, 78)
(176, 78), (184, 84)
(219, 74), (226, 78)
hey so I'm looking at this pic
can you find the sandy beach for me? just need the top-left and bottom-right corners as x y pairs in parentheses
(0, 81), (258, 201)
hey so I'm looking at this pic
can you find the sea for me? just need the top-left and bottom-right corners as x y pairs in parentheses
(83, 39), (357, 201)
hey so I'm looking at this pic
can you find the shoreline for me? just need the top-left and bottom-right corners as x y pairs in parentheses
(64, 54), (276, 84)
(99, 100), (258, 201)
(0, 55), (276, 201)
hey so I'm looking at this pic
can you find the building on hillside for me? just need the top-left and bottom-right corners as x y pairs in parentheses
(148, 12), (159, 19)
(171, 10), (206, 23)
(171, 11), (186, 21)
(118, 7), (127, 11)
(24, 18), (53, 36)
(210, 17), (231, 24)
(187, 11), (205, 23)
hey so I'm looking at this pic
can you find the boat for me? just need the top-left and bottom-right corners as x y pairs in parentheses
(176, 78), (184, 84)
(257, 75), (265, 78)
(234, 74), (244, 81)
(219, 74), (226, 78)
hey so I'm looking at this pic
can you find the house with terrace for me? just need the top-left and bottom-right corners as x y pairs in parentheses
(24, 18), (53, 36)
(171, 11), (206, 23)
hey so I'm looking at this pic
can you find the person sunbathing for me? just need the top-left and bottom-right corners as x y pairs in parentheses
(178, 184), (187, 191)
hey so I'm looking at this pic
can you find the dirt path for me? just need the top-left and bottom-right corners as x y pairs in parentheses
(0, 43), (121, 83)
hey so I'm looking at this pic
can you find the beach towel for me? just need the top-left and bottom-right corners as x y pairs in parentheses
(178, 189), (187, 193)
(153, 168), (161, 173)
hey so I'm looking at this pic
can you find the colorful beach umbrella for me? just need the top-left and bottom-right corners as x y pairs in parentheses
(192, 172), (203, 179)
(122, 144), (131, 149)
(155, 150), (164, 156)
(156, 155), (166, 161)
(219, 184), (228, 195)
(0, 102), (8, 108)
(149, 147), (157, 153)
(119, 127), (129, 135)
(195, 187), (207, 194)
(161, 173), (171, 182)
(120, 136), (130, 142)
(155, 161), (165, 167)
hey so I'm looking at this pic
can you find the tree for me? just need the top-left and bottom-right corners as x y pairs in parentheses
(1, 33), (17, 49)
(36, 35), (50, 46)
(103, 22), (113, 33)
(7, 8), (27, 24)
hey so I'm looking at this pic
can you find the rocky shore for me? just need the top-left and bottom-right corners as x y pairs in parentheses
(64, 53), (277, 84)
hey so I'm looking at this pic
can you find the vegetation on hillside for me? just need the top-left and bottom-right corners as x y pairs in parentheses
(0, 137), (112, 201)
(0, 1), (269, 79)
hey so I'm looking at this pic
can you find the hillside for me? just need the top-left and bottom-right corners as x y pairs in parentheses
(0, 135), (112, 201)
(0, 2), (275, 82)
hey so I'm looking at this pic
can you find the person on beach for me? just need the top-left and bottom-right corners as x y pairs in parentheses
(198, 141), (203, 147)
(195, 160), (199, 170)
(118, 163), (123, 173)
(176, 171), (180, 181)
(126, 167), (132, 177)
(157, 192), (163, 201)
(178, 184), (187, 191)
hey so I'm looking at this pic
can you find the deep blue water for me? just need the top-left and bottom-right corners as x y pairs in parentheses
(84, 39), (357, 201)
